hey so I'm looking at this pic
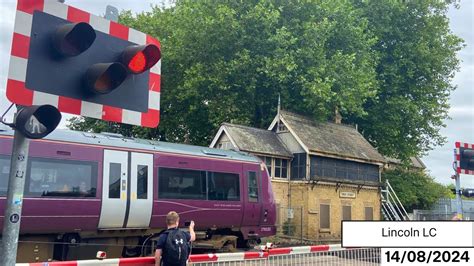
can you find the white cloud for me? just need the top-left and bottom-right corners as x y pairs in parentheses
(449, 106), (474, 118)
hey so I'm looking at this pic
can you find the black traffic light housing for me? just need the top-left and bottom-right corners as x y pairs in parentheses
(460, 148), (474, 172)
(462, 188), (474, 198)
(6, 1), (162, 127)
(52, 22), (96, 57)
(14, 105), (61, 139)
(25, 10), (160, 112)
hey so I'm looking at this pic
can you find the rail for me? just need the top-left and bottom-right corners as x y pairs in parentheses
(17, 244), (381, 265)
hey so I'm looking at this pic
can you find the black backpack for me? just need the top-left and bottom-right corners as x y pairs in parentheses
(162, 229), (189, 266)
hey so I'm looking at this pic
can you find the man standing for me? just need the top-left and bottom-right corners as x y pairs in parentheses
(155, 211), (196, 266)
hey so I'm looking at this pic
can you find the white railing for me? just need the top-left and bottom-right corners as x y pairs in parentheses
(381, 179), (410, 221)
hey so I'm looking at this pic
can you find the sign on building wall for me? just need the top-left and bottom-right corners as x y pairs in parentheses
(340, 191), (356, 199)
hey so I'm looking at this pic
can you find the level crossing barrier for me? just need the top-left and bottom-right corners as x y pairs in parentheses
(16, 244), (381, 265)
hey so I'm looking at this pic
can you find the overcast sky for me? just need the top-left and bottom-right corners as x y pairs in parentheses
(0, 0), (473, 187)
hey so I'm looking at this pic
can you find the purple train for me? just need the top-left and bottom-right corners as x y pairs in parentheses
(0, 128), (276, 262)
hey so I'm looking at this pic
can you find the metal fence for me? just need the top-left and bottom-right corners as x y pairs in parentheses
(16, 244), (381, 266)
(413, 209), (474, 220)
(413, 198), (474, 220)
(275, 205), (304, 241)
(265, 246), (380, 266)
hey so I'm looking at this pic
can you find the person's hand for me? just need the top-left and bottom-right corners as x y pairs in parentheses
(189, 220), (195, 229)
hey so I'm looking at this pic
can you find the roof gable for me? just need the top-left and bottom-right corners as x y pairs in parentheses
(218, 123), (293, 158)
(280, 110), (386, 163)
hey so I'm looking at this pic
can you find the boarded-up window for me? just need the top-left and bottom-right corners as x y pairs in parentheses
(320, 204), (330, 229)
(365, 207), (373, 220)
(342, 206), (351, 220)
(275, 204), (281, 225)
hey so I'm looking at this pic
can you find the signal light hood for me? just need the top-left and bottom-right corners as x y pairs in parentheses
(122, 44), (161, 74)
(85, 63), (127, 94)
(14, 105), (61, 139)
(52, 22), (96, 57)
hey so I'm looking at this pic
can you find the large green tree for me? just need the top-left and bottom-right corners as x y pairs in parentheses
(69, 0), (463, 160)
(348, 0), (464, 160)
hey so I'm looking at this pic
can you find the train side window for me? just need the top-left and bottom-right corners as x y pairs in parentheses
(248, 171), (259, 202)
(26, 158), (98, 197)
(158, 168), (206, 200)
(0, 156), (10, 196)
(137, 165), (148, 199)
(208, 172), (240, 201)
(109, 163), (121, 199)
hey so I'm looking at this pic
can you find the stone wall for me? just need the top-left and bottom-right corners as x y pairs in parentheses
(271, 180), (380, 241)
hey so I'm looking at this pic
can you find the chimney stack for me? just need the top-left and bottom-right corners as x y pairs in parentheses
(334, 106), (342, 124)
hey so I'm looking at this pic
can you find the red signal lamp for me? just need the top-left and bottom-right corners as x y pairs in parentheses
(122, 44), (160, 74)
(128, 51), (146, 73)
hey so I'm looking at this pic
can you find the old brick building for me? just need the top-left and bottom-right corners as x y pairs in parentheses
(210, 110), (386, 241)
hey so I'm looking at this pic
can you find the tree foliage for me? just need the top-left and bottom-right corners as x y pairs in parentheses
(349, 0), (464, 160)
(382, 168), (451, 212)
(68, 0), (463, 159)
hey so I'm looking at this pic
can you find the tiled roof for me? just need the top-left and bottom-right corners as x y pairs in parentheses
(280, 110), (386, 163)
(222, 123), (293, 158)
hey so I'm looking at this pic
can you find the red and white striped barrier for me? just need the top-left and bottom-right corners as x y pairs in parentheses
(17, 257), (155, 266)
(16, 244), (351, 265)
(188, 250), (268, 263)
(267, 244), (345, 256)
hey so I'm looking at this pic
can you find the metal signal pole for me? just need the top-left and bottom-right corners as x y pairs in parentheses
(453, 149), (463, 220)
(0, 112), (31, 265)
(455, 171), (463, 219)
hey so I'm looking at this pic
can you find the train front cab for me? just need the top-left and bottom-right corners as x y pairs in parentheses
(240, 162), (276, 247)
(149, 152), (276, 250)
(150, 152), (244, 250)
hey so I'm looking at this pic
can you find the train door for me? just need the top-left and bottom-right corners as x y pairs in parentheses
(98, 150), (153, 229)
(98, 150), (128, 228)
(242, 164), (261, 226)
(127, 152), (153, 227)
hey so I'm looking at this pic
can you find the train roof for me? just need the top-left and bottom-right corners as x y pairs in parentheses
(0, 126), (261, 164)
